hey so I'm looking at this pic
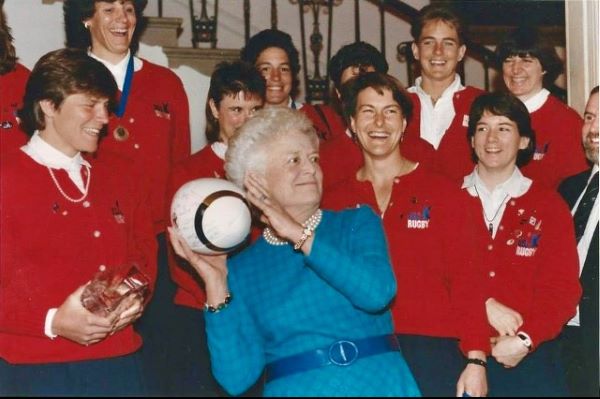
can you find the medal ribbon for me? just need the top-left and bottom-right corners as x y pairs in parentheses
(115, 54), (134, 118)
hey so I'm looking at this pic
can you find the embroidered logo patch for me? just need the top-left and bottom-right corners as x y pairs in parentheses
(112, 201), (126, 224)
(533, 142), (549, 161)
(154, 103), (171, 120)
(407, 205), (431, 229)
(515, 233), (540, 257)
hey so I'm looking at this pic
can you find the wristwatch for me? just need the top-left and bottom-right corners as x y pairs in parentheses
(516, 332), (532, 351)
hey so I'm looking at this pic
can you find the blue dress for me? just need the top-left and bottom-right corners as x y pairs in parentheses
(205, 207), (421, 397)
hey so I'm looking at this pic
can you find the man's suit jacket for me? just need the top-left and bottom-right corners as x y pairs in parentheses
(558, 169), (599, 349)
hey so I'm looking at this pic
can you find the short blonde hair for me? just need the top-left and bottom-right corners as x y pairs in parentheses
(225, 107), (318, 188)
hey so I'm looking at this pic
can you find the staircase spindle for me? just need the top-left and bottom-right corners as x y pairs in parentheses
(244, 0), (250, 44)
(271, 0), (279, 29)
(354, 0), (360, 41)
(379, 0), (385, 57)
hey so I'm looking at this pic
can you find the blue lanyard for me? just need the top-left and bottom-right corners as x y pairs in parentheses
(115, 55), (134, 117)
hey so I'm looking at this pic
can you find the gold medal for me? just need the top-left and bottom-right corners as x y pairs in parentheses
(113, 125), (129, 141)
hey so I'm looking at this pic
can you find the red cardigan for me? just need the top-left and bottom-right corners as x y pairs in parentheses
(460, 182), (581, 351)
(166, 145), (225, 309)
(95, 59), (191, 233)
(322, 164), (485, 353)
(0, 63), (30, 152)
(402, 86), (484, 183)
(0, 149), (157, 364)
(521, 95), (588, 189)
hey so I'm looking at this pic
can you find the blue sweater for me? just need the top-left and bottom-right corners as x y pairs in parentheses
(205, 207), (420, 396)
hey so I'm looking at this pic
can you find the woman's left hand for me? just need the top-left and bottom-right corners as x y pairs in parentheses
(244, 172), (303, 242)
(168, 227), (230, 304)
(490, 335), (529, 368)
(110, 294), (144, 334)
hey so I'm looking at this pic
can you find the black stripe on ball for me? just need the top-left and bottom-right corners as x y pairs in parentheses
(194, 190), (249, 252)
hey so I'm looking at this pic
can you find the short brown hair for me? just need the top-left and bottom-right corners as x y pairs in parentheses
(411, 5), (466, 45)
(341, 72), (413, 126)
(467, 92), (536, 167)
(205, 61), (266, 144)
(495, 26), (563, 88)
(18, 48), (118, 135)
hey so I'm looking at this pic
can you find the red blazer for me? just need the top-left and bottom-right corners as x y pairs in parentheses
(96, 59), (191, 233)
(521, 95), (588, 189)
(322, 164), (485, 353)
(0, 63), (30, 152)
(0, 149), (157, 364)
(402, 86), (484, 183)
(461, 182), (581, 351)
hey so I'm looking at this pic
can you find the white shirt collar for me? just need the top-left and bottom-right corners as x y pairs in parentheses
(88, 50), (142, 91)
(462, 166), (531, 198)
(409, 74), (464, 98)
(408, 74), (464, 149)
(522, 88), (550, 113)
(21, 132), (91, 193)
(21, 132), (90, 170)
(210, 141), (227, 160)
(462, 166), (531, 237)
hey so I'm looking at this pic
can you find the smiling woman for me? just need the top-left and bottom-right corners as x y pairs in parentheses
(460, 91), (581, 396)
(0, 48), (157, 396)
(495, 26), (588, 189)
(167, 107), (421, 397)
(63, 1), (191, 395)
(323, 72), (487, 397)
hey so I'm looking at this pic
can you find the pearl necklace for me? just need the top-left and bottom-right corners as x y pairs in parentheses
(47, 165), (91, 203)
(263, 209), (323, 246)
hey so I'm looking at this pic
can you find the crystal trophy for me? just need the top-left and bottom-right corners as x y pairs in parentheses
(81, 264), (150, 317)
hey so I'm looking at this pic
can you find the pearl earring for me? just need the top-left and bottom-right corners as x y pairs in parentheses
(84, 22), (90, 29)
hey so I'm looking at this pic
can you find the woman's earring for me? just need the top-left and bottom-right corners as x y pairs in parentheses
(84, 22), (90, 29)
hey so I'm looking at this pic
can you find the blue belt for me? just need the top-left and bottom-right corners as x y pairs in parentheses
(265, 334), (401, 382)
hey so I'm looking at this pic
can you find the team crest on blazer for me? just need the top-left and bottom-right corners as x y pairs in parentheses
(154, 103), (171, 120)
(407, 205), (431, 229)
(516, 233), (540, 257)
(112, 201), (126, 224)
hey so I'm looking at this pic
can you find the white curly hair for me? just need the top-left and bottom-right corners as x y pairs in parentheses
(225, 107), (319, 189)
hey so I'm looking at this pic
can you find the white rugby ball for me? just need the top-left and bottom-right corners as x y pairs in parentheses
(170, 178), (251, 254)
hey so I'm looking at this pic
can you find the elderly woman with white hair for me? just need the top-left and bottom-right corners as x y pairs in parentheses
(168, 107), (420, 397)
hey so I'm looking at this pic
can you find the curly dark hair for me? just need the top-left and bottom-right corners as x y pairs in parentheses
(241, 29), (301, 100)
(328, 41), (389, 91)
(63, 0), (147, 55)
(495, 26), (563, 89)
(205, 61), (266, 144)
(0, 1), (17, 74)
(18, 48), (118, 136)
(467, 92), (536, 167)
(340, 72), (413, 127)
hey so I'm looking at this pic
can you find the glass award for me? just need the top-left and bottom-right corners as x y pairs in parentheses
(81, 264), (150, 317)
